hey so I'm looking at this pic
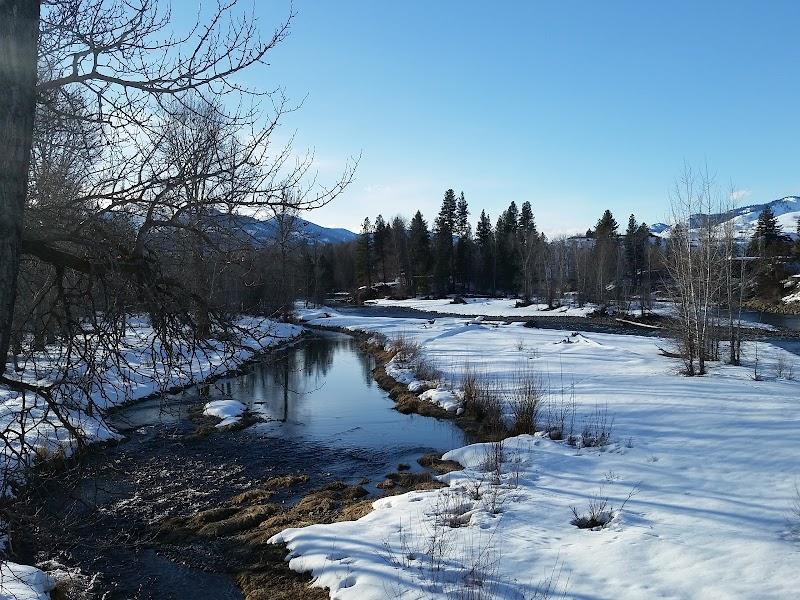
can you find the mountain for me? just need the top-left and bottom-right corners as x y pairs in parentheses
(650, 196), (800, 241)
(232, 214), (358, 245)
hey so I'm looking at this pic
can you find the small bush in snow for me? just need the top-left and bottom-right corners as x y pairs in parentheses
(510, 369), (543, 435)
(390, 333), (422, 363)
(546, 380), (576, 441)
(570, 486), (638, 530)
(571, 403), (614, 448)
(480, 439), (505, 483)
(462, 372), (504, 434)
(413, 357), (442, 382)
(570, 494), (613, 529)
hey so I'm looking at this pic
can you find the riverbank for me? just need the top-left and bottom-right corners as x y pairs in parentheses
(745, 297), (800, 316)
(5, 329), (468, 599)
(0, 317), (304, 600)
(274, 306), (800, 599)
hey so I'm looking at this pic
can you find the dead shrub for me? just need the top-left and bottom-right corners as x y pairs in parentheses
(510, 369), (543, 435)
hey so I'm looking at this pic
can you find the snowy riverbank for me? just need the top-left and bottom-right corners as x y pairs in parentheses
(277, 306), (800, 599)
(0, 316), (303, 599)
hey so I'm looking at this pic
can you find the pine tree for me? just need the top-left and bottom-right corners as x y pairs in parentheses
(373, 214), (390, 283)
(454, 193), (472, 291)
(595, 209), (619, 238)
(517, 201), (539, 300)
(476, 210), (495, 294)
(433, 189), (458, 293)
(592, 209), (619, 303)
(748, 206), (787, 256)
(519, 201), (537, 235)
(356, 217), (373, 288)
(409, 210), (431, 294)
(624, 214), (639, 285)
(456, 192), (470, 236)
(390, 215), (410, 291)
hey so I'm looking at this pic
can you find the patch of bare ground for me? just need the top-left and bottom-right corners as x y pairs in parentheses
(417, 452), (464, 474)
(159, 469), (455, 600)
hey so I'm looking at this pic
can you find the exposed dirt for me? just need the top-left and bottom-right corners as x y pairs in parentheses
(160, 472), (452, 600)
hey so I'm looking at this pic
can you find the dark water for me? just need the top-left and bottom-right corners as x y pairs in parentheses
(738, 309), (800, 332)
(14, 331), (466, 599)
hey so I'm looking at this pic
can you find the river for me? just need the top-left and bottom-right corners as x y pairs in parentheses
(10, 330), (466, 599)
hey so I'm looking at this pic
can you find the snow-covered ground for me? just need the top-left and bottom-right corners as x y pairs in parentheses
(371, 297), (597, 318)
(203, 399), (248, 428)
(0, 316), (303, 600)
(274, 307), (800, 599)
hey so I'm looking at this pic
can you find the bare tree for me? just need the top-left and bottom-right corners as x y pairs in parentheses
(665, 165), (727, 375)
(1, 0), (356, 473)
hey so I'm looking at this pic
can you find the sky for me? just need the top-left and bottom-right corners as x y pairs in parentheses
(182, 0), (800, 235)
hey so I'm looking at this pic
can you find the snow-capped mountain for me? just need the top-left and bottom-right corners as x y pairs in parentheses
(650, 196), (800, 241)
(235, 214), (358, 245)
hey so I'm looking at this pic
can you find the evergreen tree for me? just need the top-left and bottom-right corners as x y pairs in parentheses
(748, 206), (788, 256)
(517, 201), (539, 299)
(456, 191), (470, 236)
(390, 215), (411, 291)
(433, 189), (458, 293)
(595, 209), (619, 238)
(454, 193), (473, 291)
(495, 202), (520, 293)
(747, 206), (791, 299)
(624, 214), (639, 285)
(592, 209), (619, 303)
(476, 210), (495, 294)
(373, 214), (390, 283)
(408, 210), (431, 294)
(519, 201), (536, 235)
(356, 217), (373, 288)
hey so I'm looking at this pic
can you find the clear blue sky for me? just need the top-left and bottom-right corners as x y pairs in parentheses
(197, 1), (800, 234)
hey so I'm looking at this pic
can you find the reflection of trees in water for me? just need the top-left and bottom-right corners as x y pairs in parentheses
(301, 337), (336, 378)
(355, 343), (375, 387)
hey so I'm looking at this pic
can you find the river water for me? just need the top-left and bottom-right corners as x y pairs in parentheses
(12, 330), (466, 599)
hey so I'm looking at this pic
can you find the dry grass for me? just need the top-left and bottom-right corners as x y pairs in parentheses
(510, 369), (543, 435)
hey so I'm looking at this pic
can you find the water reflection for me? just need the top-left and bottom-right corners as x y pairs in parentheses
(179, 330), (466, 456)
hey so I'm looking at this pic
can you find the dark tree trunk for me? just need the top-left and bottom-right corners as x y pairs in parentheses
(0, 0), (40, 376)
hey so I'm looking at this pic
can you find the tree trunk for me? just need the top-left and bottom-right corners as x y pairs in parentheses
(0, 0), (40, 376)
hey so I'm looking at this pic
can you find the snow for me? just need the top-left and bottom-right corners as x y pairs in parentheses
(783, 289), (800, 304)
(203, 399), (247, 428)
(652, 196), (800, 242)
(276, 307), (800, 599)
(0, 316), (303, 599)
(371, 297), (597, 318)
(0, 562), (54, 600)
(418, 387), (460, 412)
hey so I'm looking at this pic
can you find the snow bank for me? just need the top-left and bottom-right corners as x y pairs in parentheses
(203, 399), (247, 428)
(372, 297), (597, 318)
(280, 306), (800, 599)
(0, 562), (55, 600)
(0, 316), (303, 599)
(418, 387), (460, 412)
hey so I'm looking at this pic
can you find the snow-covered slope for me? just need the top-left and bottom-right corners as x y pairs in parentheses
(275, 308), (800, 600)
(651, 196), (800, 241)
(236, 214), (358, 245)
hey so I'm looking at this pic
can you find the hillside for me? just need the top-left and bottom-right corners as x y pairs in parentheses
(650, 196), (800, 241)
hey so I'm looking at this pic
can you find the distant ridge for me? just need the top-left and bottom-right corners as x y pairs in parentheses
(650, 196), (800, 240)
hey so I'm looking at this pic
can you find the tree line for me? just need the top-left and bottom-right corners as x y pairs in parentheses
(334, 189), (659, 310)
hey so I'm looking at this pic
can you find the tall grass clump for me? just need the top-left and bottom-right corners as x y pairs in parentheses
(461, 367), (505, 436)
(510, 368), (544, 435)
(390, 333), (422, 363)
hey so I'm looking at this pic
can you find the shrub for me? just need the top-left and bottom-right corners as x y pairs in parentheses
(510, 369), (543, 435)
(390, 333), (422, 363)
(413, 357), (441, 382)
(570, 486), (637, 530)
